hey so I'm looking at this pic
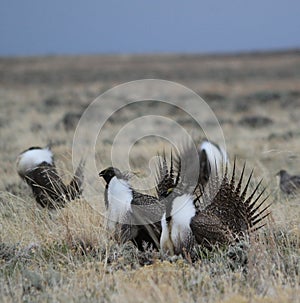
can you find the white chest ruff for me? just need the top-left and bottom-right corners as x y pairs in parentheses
(160, 213), (174, 254)
(106, 176), (133, 230)
(171, 194), (195, 251)
(17, 148), (53, 176)
(200, 141), (227, 176)
(160, 194), (196, 254)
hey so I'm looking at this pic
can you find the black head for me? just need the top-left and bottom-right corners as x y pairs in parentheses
(99, 167), (122, 184)
(276, 170), (288, 178)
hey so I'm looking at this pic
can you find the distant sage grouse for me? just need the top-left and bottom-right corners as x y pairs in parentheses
(158, 149), (270, 260)
(277, 169), (300, 194)
(17, 146), (84, 209)
(99, 167), (164, 250)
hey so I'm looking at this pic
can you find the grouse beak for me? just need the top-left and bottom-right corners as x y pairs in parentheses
(167, 188), (173, 194)
(99, 170), (105, 178)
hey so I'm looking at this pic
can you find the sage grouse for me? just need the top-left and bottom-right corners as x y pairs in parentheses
(16, 146), (84, 208)
(277, 169), (300, 195)
(159, 155), (271, 259)
(99, 167), (164, 250)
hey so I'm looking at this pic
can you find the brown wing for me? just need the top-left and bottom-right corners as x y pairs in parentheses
(129, 191), (164, 250)
(25, 162), (68, 208)
(284, 175), (300, 194)
(190, 212), (232, 250)
(121, 222), (161, 251)
(24, 160), (84, 209)
(131, 191), (164, 223)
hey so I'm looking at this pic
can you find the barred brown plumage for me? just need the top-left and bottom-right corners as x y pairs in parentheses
(155, 150), (180, 200)
(277, 169), (300, 194)
(16, 147), (84, 209)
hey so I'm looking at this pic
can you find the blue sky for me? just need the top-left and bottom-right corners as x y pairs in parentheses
(1, 0), (299, 56)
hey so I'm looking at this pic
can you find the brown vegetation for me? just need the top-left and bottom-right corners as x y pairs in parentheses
(0, 51), (300, 302)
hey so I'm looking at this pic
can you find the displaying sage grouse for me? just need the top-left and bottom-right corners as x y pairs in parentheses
(16, 146), (84, 209)
(159, 157), (271, 260)
(277, 169), (300, 195)
(99, 167), (164, 250)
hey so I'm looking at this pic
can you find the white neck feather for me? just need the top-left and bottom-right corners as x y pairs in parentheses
(171, 194), (195, 227)
(160, 194), (196, 255)
(171, 194), (195, 250)
(106, 176), (133, 230)
(200, 141), (227, 175)
(17, 148), (53, 176)
(160, 213), (174, 254)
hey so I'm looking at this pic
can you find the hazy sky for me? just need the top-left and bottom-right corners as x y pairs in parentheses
(1, 0), (300, 56)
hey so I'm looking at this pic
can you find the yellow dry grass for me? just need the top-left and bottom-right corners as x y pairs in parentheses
(0, 52), (300, 302)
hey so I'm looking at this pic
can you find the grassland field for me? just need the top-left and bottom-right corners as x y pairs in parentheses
(0, 51), (300, 302)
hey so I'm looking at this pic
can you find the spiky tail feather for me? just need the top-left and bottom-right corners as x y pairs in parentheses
(155, 151), (180, 199)
(197, 159), (271, 237)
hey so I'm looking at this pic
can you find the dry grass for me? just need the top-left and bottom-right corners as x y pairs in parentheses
(0, 51), (300, 302)
(0, 199), (299, 303)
